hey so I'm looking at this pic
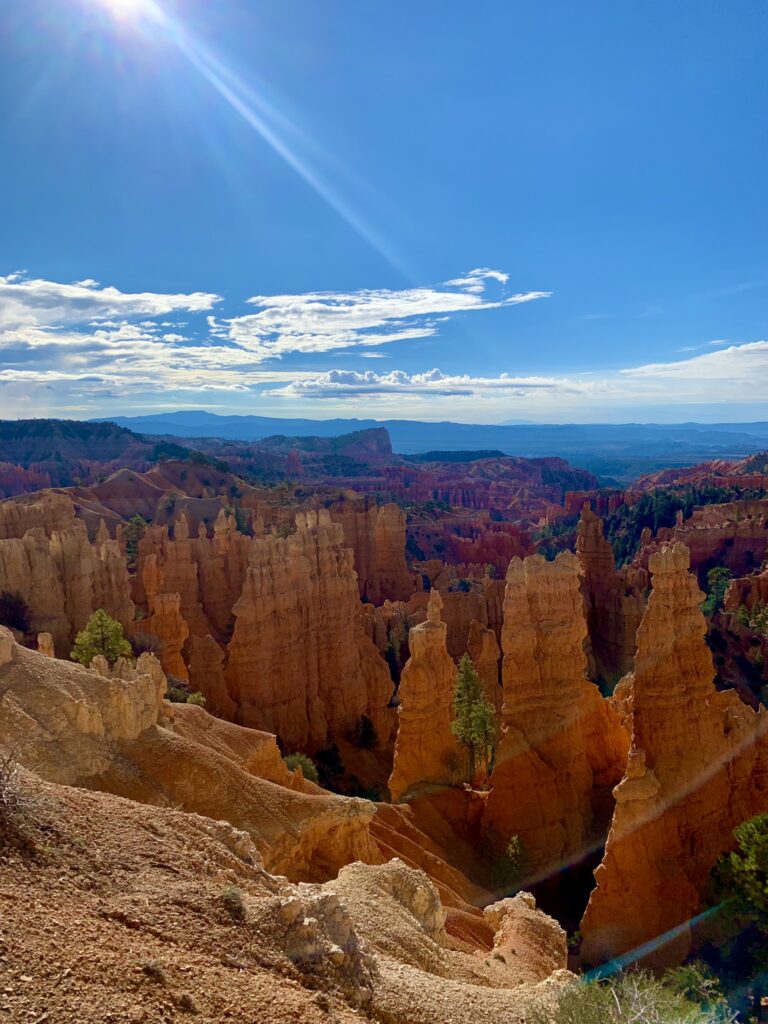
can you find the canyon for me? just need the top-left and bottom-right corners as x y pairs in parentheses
(2, 419), (768, 1020)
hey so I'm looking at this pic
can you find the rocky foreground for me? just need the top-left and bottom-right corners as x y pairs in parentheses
(0, 629), (569, 1023)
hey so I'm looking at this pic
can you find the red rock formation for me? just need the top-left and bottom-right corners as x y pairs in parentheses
(483, 552), (629, 877)
(577, 508), (646, 685)
(388, 590), (461, 803)
(0, 521), (134, 656)
(580, 544), (768, 968)
(188, 632), (237, 718)
(636, 498), (768, 583)
(0, 491), (77, 540)
(140, 592), (189, 680)
(225, 509), (394, 751)
(467, 619), (501, 712)
(329, 498), (413, 604)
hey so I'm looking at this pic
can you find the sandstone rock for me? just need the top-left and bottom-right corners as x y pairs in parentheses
(483, 552), (629, 878)
(226, 510), (394, 750)
(388, 590), (462, 802)
(577, 508), (646, 686)
(484, 892), (568, 978)
(0, 521), (133, 656)
(329, 498), (413, 604)
(140, 591), (190, 681)
(37, 632), (55, 657)
(580, 543), (768, 968)
(188, 632), (237, 718)
(466, 618), (501, 711)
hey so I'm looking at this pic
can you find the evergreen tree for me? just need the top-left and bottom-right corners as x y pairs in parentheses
(702, 566), (734, 615)
(70, 609), (133, 667)
(451, 654), (496, 782)
(710, 813), (768, 1019)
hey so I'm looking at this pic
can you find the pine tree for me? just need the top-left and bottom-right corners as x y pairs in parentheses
(451, 654), (496, 783)
(71, 609), (133, 667)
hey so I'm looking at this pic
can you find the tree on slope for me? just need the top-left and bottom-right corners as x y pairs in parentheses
(71, 609), (132, 667)
(710, 813), (768, 1020)
(451, 653), (496, 783)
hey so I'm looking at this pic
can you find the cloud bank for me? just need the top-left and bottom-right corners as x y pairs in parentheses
(0, 267), (765, 420)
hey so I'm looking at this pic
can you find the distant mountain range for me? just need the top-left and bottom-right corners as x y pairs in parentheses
(95, 410), (768, 482)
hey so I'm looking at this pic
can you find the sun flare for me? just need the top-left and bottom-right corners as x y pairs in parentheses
(93, 0), (158, 21)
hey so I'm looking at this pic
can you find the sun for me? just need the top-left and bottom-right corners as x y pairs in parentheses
(93, 0), (159, 22)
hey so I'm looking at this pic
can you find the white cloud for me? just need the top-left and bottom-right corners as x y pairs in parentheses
(0, 273), (220, 333)
(265, 368), (578, 400)
(1, 267), (766, 421)
(224, 269), (549, 360)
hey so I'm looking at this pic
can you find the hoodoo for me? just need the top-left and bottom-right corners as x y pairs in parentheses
(388, 589), (462, 802)
(483, 552), (628, 876)
(581, 544), (768, 966)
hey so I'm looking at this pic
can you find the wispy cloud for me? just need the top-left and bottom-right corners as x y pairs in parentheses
(222, 269), (550, 360)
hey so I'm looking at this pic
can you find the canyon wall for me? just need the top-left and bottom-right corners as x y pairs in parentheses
(482, 552), (629, 878)
(0, 520), (133, 656)
(225, 509), (394, 751)
(580, 544), (768, 968)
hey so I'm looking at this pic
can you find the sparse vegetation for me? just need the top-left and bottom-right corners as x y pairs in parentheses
(737, 603), (768, 639)
(531, 971), (734, 1024)
(283, 752), (319, 783)
(70, 609), (133, 667)
(221, 883), (246, 921)
(491, 835), (527, 894)
(131, 631), (162, 657)
(124, 515), (148, 572)
(604, 485), (767, 566)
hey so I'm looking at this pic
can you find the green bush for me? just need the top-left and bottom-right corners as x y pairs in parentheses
(187, 691), (206, 706)
(221, 884), (245, 921)
(283, 752), (319, 784)
(530, 972), (734, 1024)
(70, 609), (132, 667)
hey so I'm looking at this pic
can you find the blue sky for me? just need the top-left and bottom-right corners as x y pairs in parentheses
(1, 0), (766, 422)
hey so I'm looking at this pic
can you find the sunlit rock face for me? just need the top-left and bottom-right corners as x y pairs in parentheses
(0, 519), (133, 656)
(388, 590), (462, 803)
(482, 552), (628, 878)
(581, 543), (768, 968)
(329, 498), (414, 604)
(225, 509), (394, 751)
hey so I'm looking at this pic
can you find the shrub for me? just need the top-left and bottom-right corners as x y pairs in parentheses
(187, 691), (206, 706)
(221, 884), (245, 921)
(491, 835), (527, 894)
(70, 609), (132, 667)
(530, 972), (734, 1024)
(0, 591), (31, 634)
(131, 631), (162, 657)
(283, 752), (319, 783)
